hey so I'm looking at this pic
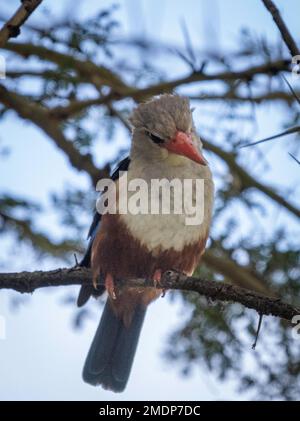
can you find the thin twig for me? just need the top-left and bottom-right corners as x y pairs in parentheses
(252, 313), (264, 349)
(240, 126), (300, 148)
(261, 0), (299, 57)
(281, 74), (300, 106)
(288, 152), (300, 165)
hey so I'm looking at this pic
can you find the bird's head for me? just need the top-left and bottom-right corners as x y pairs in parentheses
(129, 94), (207, 166)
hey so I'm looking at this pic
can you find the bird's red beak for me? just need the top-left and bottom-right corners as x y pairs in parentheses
(164, 131), (207, 165)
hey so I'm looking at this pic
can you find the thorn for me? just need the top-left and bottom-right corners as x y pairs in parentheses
(281, 74), (300, 106)
(179, 18), (197, 71)
(199, 60), (207, 73)
(73, 253), (79, 267)
(239, 126), (300, 148)
(252, 313), (263, 350)
(289, 152), (300, 165)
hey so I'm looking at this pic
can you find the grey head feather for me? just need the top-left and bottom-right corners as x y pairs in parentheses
(129, 94), (206, 169)
(129, 94), (193, 140)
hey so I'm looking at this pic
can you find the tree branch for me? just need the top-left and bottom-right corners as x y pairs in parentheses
(3, 42), (132, 94)
(49, 89), (300, 120)
(0, 84), (106, 185)
(128, 59), (290, 101)
(6, 69), (82, 84)
(3, 42), (290, 100)
(48, 60), (292, 119)
(0, 0), (43, 48)
(189, 90), (300, 104)
(261, 0), (300, 57)
(202, 250), (272, 295)
(0, 268), (298, 321)
(0, 210), (81, 256)
(202, 138), (300, 219)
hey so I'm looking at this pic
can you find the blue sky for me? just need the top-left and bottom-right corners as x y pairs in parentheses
(0, 0), (299, 401)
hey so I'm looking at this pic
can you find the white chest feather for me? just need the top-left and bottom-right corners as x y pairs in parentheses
(118, 155), (214, 253)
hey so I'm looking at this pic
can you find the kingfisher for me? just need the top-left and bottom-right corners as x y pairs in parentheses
(78, 94), (214, 392)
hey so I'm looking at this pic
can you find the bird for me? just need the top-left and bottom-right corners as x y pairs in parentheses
(77, 94), (214, 392)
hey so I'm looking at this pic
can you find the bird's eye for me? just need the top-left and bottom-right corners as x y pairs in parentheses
(145, 130), (164, 144)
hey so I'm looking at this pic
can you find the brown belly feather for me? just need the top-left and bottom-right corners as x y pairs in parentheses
(91, 214), (208, 326)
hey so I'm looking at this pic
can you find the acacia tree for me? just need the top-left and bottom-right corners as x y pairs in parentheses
(0, 0), (299, 399)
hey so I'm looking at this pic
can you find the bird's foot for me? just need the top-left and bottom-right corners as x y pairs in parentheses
(105, 273), (117, 300)
(153, 269), (162, 288)
(153, 269), (167, 297)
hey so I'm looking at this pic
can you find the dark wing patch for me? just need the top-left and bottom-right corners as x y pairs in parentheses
(85, 156), (131, 242)
(77, 157), (131, 307)
(77, 157), (130, 307)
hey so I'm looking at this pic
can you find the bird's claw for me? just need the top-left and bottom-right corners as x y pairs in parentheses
(153, 269), (168, 297)
(153, 269), (162, 289)
(105, 273), (117, 300)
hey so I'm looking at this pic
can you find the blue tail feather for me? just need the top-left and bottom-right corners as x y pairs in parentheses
(82, 300), (146, 392)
